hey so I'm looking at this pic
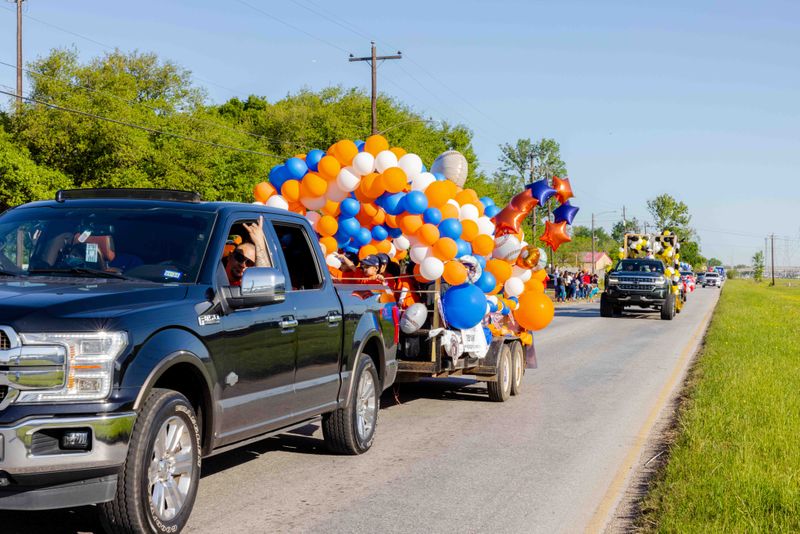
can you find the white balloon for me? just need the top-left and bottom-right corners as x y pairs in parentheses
(394, 235), (411, 251)
(325, 253), (342, 268)
(400, 303), (428, 334)
(511, 265), (532, 282)
(251, 201), (265, 205)
(326, 182), (349, 202)
(504, 277), (525, 298)
(411, 172), (437, 192)
(477, 216), (495, 235)
(352, 152), (375, 175)
(459, 204), (479, 221)
(398, 153), (423, 180)
(388, 243), (397, 257)
(300, 196), (326, 210)
(336, 167), (361, 192)
(487, 295), (499, 306)
(493, 234), (523, 261)
(305, 211), (321, 227)
(409, 244), (431, 264)
(407, 235), (421, 248)
(374, 150), (399, 173)
(447, 199), (460, 208)
(420, 257), (444, 281)
(430, 150), (468, 187)
(265, 195), (289, 210)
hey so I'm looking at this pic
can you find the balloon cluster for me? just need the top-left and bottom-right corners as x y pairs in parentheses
(253, 135), (581, 336)
(621, 231), (683, 295)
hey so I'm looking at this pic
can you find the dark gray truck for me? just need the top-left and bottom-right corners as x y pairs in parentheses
(0, 189), (397, 532)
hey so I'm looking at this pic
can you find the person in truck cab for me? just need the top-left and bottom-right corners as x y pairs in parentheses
(224, 216), (270, 286)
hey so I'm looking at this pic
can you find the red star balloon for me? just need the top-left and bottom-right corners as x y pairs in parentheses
(492, 188), (539, 237)
(552, 176), (574, 204)
(539, 220), (571, 251)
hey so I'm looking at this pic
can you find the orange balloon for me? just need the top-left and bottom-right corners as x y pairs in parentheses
(525, 278), (545, 293)
(359, 244), (378, 260)
(461, 219), (479, 242)
(356, 210), (373, 227)
(382, 167), (408, 194)
(433, 237), (458, 261)
(425, 181), (454, 208)
(486, 258), (512, 284)
(472, 234), (494, 256)
(301, 172), (328, 198)
(442, 261), (468, 285)
(397, 214), (423, 235)
(317, 215), (338, 237)
(394, 249), (408, 261)
(334, 140), (359, 166)
(288, 202), (306, 215)
(413, 263), (427, 283)
(417, 223), (440, 246)
(384, 214), (398, 228)
(472, 200), (485, 217)
(253, 181), (276, 203)
(376, 240), (392, 254)
(322, 200), (340, 217)
(440, 203), (460, 220)
(531, 268), (548, 282)
(455, 189), (479, 206)
(319, 236), (338, 255)
(371, 208), (386, 226)
(513, 292), (555, 331)
(364, 135), (390, 156)
(318, 156), (341, 180)
(390, 146), (407, 159)
(363, 172), (386, 198)
(281, 180), (301, 203)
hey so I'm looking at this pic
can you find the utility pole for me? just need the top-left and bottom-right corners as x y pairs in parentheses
(591, 213), (596, 274)
(16, 0), (24, 109)
(349, 42), (401, 135)
(770, 233), (775, 286)
(622, 205), (627, 226)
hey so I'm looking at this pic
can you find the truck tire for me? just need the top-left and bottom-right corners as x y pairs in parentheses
(100, 388), (201, 534)
(600, 293), (613, 317)
(487, 344), (512, 402)
(660, 293), (675, 320)
(510, 342), (524, 396)
(323, 353), (379, 455)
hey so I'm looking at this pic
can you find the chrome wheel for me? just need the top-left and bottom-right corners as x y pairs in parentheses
(148, 416), (195, 522)
(501, 352), (511, 391)
(513, 348), (523, 390)
(355, 370), (376, 441)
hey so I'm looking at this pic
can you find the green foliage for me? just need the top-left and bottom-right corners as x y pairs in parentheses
(646, 194), (693, 240)
(752, 250), (765, 282)
(611, 217), (641, 242)
(707, 257), (723, 267)
(679, 241), (706, 270)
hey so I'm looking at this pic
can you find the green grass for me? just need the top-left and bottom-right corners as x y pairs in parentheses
(640, 279), (800, 533)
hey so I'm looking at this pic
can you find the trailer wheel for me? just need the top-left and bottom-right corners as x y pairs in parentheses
(322, 353), (379, 455)
(510, 342), (524, 396)
(487, 344), (512, 402)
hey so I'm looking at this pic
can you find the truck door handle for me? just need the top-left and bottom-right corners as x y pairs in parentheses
(326, 312), (343, 324)
(279, 317), (298, 329)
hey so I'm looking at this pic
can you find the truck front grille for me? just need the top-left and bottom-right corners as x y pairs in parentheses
(0, 330), (9, 350)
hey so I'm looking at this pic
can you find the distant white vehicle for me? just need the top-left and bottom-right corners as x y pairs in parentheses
(703, 272), (722, 288)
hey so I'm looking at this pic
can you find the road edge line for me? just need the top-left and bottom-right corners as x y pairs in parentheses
(585, 305), (715, 533)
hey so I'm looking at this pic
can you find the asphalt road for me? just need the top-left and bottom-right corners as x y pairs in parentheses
(1, 287), (720, 534)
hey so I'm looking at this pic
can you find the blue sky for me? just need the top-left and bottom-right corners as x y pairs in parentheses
(2, 0), (798, 265)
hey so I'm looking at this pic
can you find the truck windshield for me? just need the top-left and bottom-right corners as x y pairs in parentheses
(613, 260), (664, 273)
(0, 206), (215, 283)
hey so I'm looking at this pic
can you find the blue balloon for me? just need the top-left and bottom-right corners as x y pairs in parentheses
(383, 192), (407, 216)
(421, 163), (427, 172)
(354, 227), (372, 247)
(528, 179), (557, 205)
(439, 218), (463, 240)
(345, 244), (359, 254)
(340, 198), (361, 218)
(423, 207), (442, 225)
(456, 239), (471, 258)
(488, 301), (499, 313)
(338, 217), (360, 237)
(403, 191), (428, 214)
(371, 225), (388, 241)
(285, 157), (308, 180)
(334, 230), (350, 247)
(485, 205), (501, 218)
(483, 326), (493, 344)
(553, 201), (580, 225)
(269, 164), (291, 190)
(387, 227), (403, 238)
(433, 172), (447, 181)
(355, 140), (365, 152)
(305, 149), (325, 172)
(475, 271), (496, 293)
(479, 196), (495, 208)
(501, 305), (511, 316)
(474, 255), (487, 269)
(509, 296), (519, 304)
(442, 284), (488, 330)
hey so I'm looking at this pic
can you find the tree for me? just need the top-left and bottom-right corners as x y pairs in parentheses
(680, 241), (706, 270)
(707, 258), (723, 267)
(646, 194), (693, 240)
(752, 251), (764, 282)
(0, 128), (71, 210)
(611, 217), (641, 243)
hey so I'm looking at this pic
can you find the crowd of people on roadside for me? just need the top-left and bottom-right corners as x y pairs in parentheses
(551, 269), (599, 303)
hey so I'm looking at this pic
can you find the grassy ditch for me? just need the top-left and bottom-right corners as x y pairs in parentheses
(639, 279), (800, 532)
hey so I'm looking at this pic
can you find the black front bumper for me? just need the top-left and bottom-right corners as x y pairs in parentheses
(0, 473), (117, 510)
(605, 287), (667, 306)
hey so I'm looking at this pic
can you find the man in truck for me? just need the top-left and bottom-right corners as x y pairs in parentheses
(224, 216), (270, 286)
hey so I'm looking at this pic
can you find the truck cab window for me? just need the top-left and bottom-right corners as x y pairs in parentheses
(272, 223), (322, 291)
(220, 220), (272, 287)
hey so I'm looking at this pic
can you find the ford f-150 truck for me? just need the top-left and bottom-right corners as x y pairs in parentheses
(0, 189), (397, 533)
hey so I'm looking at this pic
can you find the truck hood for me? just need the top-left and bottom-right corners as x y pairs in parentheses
(0, 277), (189, 330)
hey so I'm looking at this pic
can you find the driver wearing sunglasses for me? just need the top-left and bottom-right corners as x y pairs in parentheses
(225, 216), (270, 286)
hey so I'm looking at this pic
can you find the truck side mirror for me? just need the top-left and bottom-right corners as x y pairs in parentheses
(227, 267), (286, 308)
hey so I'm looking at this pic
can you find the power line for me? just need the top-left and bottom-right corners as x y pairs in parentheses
(349, 42), (402, 135)
(0, 88), (284, 160)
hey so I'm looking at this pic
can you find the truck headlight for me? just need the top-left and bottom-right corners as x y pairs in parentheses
(655, 276), (666, 285)
(16, 332), (128, 403)
(608, 276), (619, 285)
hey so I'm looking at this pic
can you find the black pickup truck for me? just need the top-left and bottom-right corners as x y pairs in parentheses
(600, 258), (677, 320)
(0, 189), (397, 532)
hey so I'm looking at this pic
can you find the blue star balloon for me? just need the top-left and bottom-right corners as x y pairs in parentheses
(527, 180), (557, 205)
(553, 201), (580, 225)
